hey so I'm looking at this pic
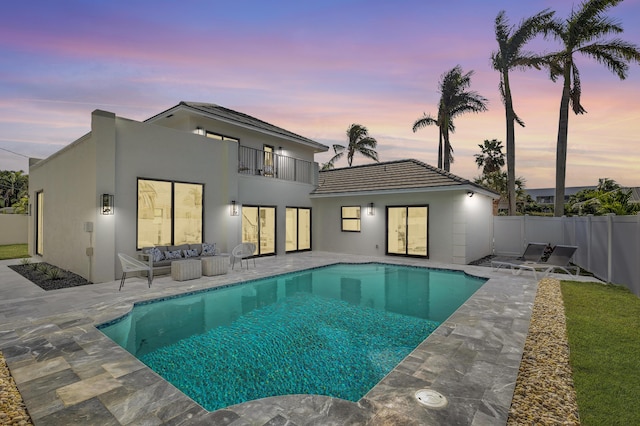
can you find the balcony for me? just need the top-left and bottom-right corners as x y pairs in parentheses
(238, 145), (318, 185)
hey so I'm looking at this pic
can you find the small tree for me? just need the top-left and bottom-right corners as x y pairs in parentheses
(474, 139), (505, 175)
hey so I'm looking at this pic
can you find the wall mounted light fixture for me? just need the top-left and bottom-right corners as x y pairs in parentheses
(467, 191), (475, 198)
(230, 200), (239, 216)
(102, 194), (114, 215)
(368, 202), (375, 216)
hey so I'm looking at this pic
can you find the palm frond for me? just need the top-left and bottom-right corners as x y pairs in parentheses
(412, 114), (438, 132)
(570, 62), (586, 114)
(579, 40), (640, 79)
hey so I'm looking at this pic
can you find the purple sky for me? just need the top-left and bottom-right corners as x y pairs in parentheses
(1, 0), (639, 188)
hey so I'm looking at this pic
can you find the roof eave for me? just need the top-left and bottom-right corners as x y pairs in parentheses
(146, 102), (328, 153)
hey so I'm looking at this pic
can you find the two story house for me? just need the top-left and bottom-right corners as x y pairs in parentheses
(28, 102), (497, 283)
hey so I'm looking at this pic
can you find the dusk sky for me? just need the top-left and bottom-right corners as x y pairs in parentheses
(1, 0), (639, 189)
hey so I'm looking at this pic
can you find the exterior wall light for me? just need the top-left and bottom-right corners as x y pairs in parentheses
(194, 127), (204, 135)
(368, 202), (375, 216)
(467, 191), (475, 198)
(102, 194), (114, 215)
(230, 200), (239, 216)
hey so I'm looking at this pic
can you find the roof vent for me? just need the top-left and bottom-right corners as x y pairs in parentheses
(415, 389), (448, 408)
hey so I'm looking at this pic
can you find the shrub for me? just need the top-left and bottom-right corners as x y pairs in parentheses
(36, 263), (50, 274)
(20, 258), (32, 266)
(46, 267), (65, 280)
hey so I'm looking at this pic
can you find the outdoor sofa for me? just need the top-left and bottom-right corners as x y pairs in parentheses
(138, 242), (218, 275)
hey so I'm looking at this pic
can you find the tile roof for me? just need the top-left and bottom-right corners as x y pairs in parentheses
(147, 101), (328, 152)
(312, 159), (495, 196)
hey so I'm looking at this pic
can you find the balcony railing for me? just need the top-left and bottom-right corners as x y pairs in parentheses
(238, 145), (317, 185)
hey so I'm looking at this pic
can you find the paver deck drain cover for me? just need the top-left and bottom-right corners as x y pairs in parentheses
(415, 389), (448, 408)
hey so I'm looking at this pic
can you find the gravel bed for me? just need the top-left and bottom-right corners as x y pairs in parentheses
(8, 263), (92, 291)
(0, 353), (32, 425)
(507, 277), (580, 425)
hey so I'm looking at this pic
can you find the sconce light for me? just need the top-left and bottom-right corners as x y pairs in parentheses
(230, 200), (239, 216)
(102, 194), (114, 215)
(368, 202), (375, 216)
(467, 191), (475, 198)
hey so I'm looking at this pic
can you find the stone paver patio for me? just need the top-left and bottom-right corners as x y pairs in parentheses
(0, 252), (598, 425)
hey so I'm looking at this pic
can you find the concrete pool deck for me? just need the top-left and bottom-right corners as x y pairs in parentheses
(0, 252), (596, 425)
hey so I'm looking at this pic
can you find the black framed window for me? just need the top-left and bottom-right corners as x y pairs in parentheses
(341, 206), (361, 232)
(137, 178), (203, 249)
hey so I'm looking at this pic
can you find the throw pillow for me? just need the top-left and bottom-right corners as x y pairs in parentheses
(164, 250), (182, 260)
(202, 242), (216, 256)
(147, 247), (164, 263)
(183, 248), (199, 258)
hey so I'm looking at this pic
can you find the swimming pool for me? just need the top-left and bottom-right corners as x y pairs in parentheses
(99, 263), (486, 411)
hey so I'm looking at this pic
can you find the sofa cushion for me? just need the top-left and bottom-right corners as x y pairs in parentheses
(189, 243), (203, 255)
(164, 249), (183, 260)
(202, 242), (216, 256)
(144, 247), (165, 263)
(183, 248), (199, 258)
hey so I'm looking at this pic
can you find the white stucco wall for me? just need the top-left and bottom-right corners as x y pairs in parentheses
(28, 132), (98, 280)
(237, 174), (316, 255)
(311, 189), (495, 265)
(112, 116), (238, 267)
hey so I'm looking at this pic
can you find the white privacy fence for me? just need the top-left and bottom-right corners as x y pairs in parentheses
(494, 214), (640, 296)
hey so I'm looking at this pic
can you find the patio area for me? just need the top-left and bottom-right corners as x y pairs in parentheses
(0, 252), (597, 425)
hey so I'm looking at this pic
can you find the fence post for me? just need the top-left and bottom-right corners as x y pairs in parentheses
(607, 213), (614, 284)
(587, 215), (593, 274)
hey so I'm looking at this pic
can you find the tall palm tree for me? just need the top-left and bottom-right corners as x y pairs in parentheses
(547, 0), (640, 216)
(412, 109), (455, 170)
(326, 123), (379, 168)
(492, 9), (555, 215)
(437, 66), (488, 172)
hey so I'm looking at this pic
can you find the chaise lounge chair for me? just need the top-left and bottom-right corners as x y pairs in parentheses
(118, 253), (153, 291)
(491, 242), (549, 271)
(511, 245), (580, 280)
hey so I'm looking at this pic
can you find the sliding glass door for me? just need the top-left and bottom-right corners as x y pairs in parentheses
(387, 205), (428, 257)
(242, 205), (276, 256)
(286, 207), (311, 252)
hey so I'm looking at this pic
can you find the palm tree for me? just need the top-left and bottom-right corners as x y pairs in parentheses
(474, 139), (505, 175)
(412, 110), (454, 170)
(547, 0), (640, 216)
(326, 124), (379, 168)
(437, 66), (488, 172)
(492, 9), (555, 216)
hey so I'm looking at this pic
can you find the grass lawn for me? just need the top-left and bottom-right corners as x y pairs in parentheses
(562, 280), (640, 426)
(0, 244), (29, 260)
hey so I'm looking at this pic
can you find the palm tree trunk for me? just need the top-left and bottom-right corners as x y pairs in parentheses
(503, 71), (517, 216)
(443, 128), (451, 172)
(554, 66), (572, 217)
(437, 128), (443, 169)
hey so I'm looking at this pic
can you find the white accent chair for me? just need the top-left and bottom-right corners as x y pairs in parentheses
(118, 253), (153, 291)
(231, 242), (257, 270)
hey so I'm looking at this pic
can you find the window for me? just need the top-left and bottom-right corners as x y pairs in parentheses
(242, 205), (276, 256)
(137, 178), (203, 249)
(263, 145), (274, 177)
(341, 206), (361, 232)
(387, 205), (428, 257)
(286, 207), (311, 252)
(205, 131), (239, 143)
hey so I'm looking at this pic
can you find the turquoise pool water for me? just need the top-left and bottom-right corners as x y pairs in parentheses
(99, 263), (486, 411)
